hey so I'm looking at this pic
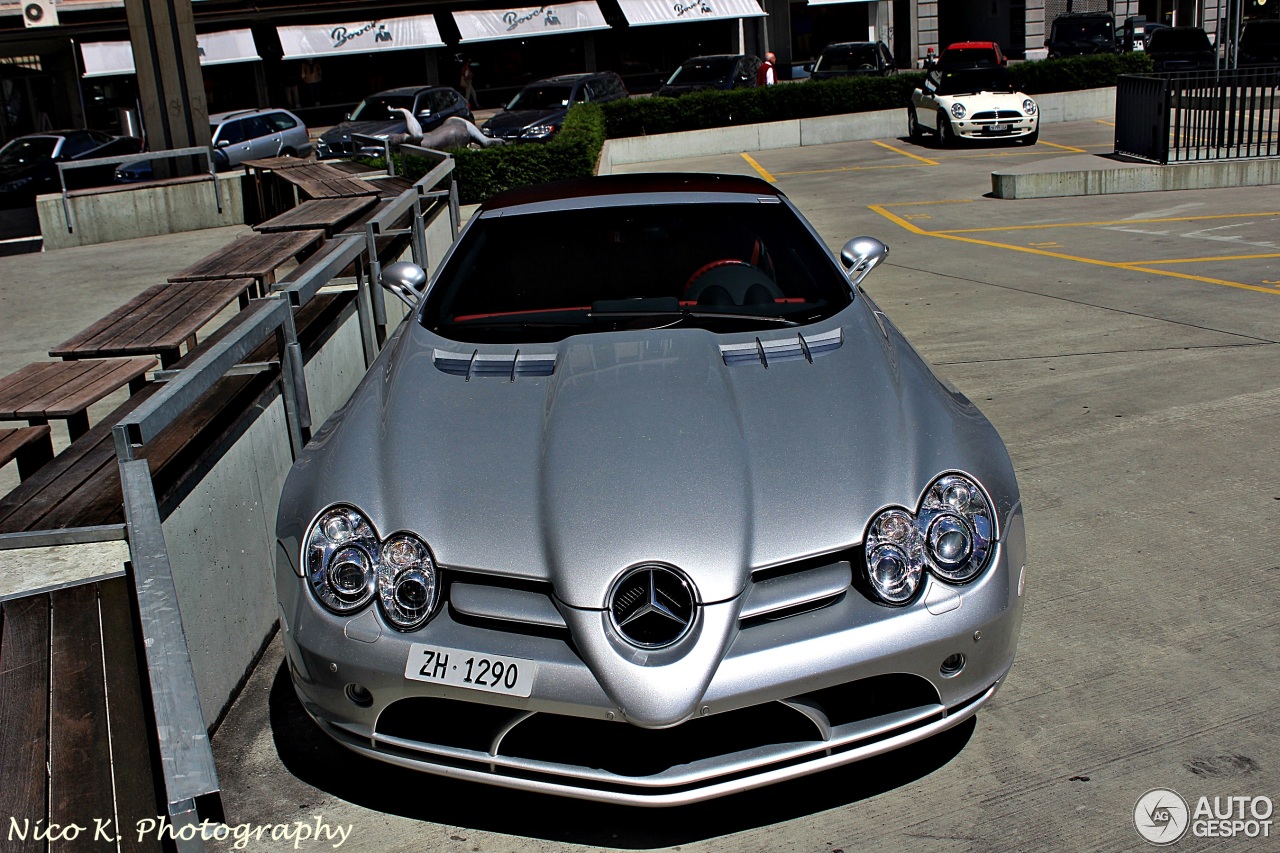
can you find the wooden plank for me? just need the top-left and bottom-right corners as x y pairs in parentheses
(36, 359), (156, 419)
(98, 578), (164, 853)
(0, 361), (89, 414)
(0, 594), (51, 853)
(0, 425), (54, 480)
(49, 583), (115, 851)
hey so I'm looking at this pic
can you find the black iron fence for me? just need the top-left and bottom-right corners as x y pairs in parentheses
(1115, 67), (1280, 164)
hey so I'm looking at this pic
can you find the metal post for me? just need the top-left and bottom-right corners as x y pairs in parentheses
(277, 305), (310, 456)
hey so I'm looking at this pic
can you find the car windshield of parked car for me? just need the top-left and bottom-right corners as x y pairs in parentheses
(421, 202), (853, 343)
(815, 44), (878, 72)
(1052, 19), (1113, 42)
(935, 67), (1015, 95)
(668, 58), (736, 85)
(1240, 21), (1280, 50)
(1149, 28), (1212, 51)
(507, 85), (574, 110)
(0, 137), (58, 166)
(350, 95), (415, 121)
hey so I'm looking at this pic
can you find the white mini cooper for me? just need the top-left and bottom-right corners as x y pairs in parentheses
(909, 66), (1038, 146)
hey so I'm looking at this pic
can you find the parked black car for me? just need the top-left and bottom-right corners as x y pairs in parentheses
(807, 41), (897, 80)
(317, 87), (472, 159)
(656, 54), (762, 96)
(1146, 26), (1216, 72)
(1238, 19), (1280, 66)
(482, 72), (628, 142)
(0, 130), (143, 207)
(1046, 11), (1121, 58)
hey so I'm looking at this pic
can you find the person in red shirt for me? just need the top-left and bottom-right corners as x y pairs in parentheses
(757, 52), (777, 85)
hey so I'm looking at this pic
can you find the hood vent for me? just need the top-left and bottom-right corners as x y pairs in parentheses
(433, 349), (557, 381)
(720, 327), (843, 368)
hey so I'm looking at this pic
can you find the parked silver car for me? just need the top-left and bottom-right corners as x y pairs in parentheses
(209, 107), (311, 167)
(274, 173), (1026, 805)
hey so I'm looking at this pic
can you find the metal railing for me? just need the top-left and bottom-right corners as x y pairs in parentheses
(57, 146), (220, 234)
(1115, 67), (1280, 164)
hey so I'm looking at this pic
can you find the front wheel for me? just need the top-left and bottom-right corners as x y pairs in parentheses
(938, 114), (957, 147)
(908, 108), (924, 141)
(1020, 128), (1039, 146)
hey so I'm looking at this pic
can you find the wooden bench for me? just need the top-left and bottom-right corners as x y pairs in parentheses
(0, 578), (163, 853)
(0, 357), (157, 441)
(169, 229), (325, 297)
(50, 278), (256, 368)
(253, 196), (377, 238)
(0, 425), (53, 481)
(67, 173), (212, 198)
(274, 163), (381, 201)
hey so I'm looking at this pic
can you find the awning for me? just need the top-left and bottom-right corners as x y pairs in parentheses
(277, 15), (445, 58)
(805, 0), (875, 5)
(616, 0), (765, 27)
(80, 29), (260, 78)
(454, 2), (610, 43)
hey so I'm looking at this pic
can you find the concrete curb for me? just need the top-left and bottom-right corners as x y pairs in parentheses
(992, 154), (1280, 199)
(599, 87), (1118, 173)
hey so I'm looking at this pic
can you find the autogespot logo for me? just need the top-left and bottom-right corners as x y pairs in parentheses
(1135, 789), (1190, 845)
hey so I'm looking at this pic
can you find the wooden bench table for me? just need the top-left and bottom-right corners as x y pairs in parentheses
(253, 196), (377, 239)
(0, 357), (157, 441)
(169, 229), (325, 296)
(50, 278), (255, 368)
(0, 425), (53, 481)
(275, 163), (381, 200)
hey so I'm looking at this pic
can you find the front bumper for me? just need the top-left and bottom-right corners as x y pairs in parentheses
(277, 510), (1026, 804)
(953, 115), (1038, 140)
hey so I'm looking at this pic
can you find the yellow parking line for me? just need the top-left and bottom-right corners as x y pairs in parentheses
(1128, 253), (1280, 265)
(773, 163), (927, 177)
(741, 153), (776, 182)
(890, 200), (975, 206)
(869, 203), (1279, 296)
(872, 140), (939, 166)
(1096, 119), (1116, 126)
(933, 211), (1280, 234)
(1038, 140), (1087, 153)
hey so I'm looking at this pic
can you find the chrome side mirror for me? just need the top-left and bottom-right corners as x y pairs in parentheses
(840, 236), (889, 287)
(381, 261), (427, 308)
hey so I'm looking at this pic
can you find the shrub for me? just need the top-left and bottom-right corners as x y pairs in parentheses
(1008, 52), (1153, 94)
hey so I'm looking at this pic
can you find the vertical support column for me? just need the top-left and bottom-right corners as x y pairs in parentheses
(917, 0), (939, 65)
(1026, 0), (1047, 57)
(124, 0), (212, 159)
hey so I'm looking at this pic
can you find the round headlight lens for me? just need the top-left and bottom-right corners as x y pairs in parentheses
(866, 544), (923, 604)
(1023, 98), (1037, 115)
(951, 102), (967, 119)
(920, 474), (995, 583)
(377, 534), (438, 631)
(305, 507), (377, 613)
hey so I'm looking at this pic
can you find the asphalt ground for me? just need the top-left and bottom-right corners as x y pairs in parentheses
(2, 119), (1275, 851)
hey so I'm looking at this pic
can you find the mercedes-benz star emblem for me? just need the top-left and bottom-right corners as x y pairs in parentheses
(609, 565), (696, 648)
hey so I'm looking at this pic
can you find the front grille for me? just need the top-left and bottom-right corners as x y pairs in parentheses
(971, 109), (1022, 121)
(372, 673), (945, 795)
(739, 554), (852, 626)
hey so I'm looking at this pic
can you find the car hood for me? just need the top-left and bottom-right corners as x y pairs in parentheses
(483, 108), (566, 134)
(321, 119), (405, 142)
(280, 302), (1017, 611)
(657, 82), (724, 96)
(935, 90), (1031, 109)
(0, 160), (49, 185)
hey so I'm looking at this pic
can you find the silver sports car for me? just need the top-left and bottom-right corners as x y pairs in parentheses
(274, 173), (1026, 806)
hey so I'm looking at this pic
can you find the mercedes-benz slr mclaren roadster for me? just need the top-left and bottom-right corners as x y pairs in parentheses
(274, 173), (1026, 806)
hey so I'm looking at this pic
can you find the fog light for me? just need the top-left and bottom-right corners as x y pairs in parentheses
(345, 683), (373, 707)
(940, 653), (966, 677)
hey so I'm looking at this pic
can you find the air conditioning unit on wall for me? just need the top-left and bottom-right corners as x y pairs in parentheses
(23, 0), (59, 28)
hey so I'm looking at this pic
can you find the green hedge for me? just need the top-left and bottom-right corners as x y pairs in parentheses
(602, 52), (1154, 138)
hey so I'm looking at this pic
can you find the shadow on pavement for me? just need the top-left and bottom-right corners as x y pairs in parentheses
(268, 660), (975, 848)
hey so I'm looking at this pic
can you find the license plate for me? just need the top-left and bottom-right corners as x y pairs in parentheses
(404, 644), (537, 697)
(988, 124), (1009, 132)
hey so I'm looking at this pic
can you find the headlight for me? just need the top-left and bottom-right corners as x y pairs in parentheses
(305, 506), (377, 613)
(522, 124), (558, 137)
(1023, 99), (1037, 116)
(863, 474), (996, 604)
(950, 102), (966, 119)
(377, 533), (438, 631)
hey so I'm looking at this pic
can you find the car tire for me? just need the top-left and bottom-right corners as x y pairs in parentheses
(908, 108), (924, 141)
(939, 114), (957, 148)
(280, 147), (298, 158)
(1020, 128), (1039, 146)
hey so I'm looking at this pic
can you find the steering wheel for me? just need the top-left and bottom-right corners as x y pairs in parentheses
(684, 259), (785, 305)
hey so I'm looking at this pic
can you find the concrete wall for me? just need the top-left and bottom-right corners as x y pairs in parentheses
(600, 87), (1116, 172)
(36, 173), (245, 251)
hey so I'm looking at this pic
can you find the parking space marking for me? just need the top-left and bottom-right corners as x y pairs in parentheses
(741, 153), (776, 182)
(1129, 253), (1280, 265)
(773, 162), (926, 177)
(870, 202), (1280, 296)
(1037, 140), (1088, 153)
(1095, 119), (1116, 126)
(872, 140), (939, 166)
(933, 211), (1280, 235)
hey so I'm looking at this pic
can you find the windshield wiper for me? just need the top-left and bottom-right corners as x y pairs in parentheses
(590, 297), (800, 327)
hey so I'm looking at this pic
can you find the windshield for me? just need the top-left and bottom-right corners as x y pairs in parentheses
(507, 85), (574, 111)
(349, 95), (415, 121)
(668, 58), (736, 85)
(1241, 21), (1280, 50)
(0, 136), (58, 167)
(1052, 19), (1113, 42)
(421, 202), (854, 344)
(814, 44), (878, 72)
(1149, 29), (1212, 51)
(934, 67), (1015, 96)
